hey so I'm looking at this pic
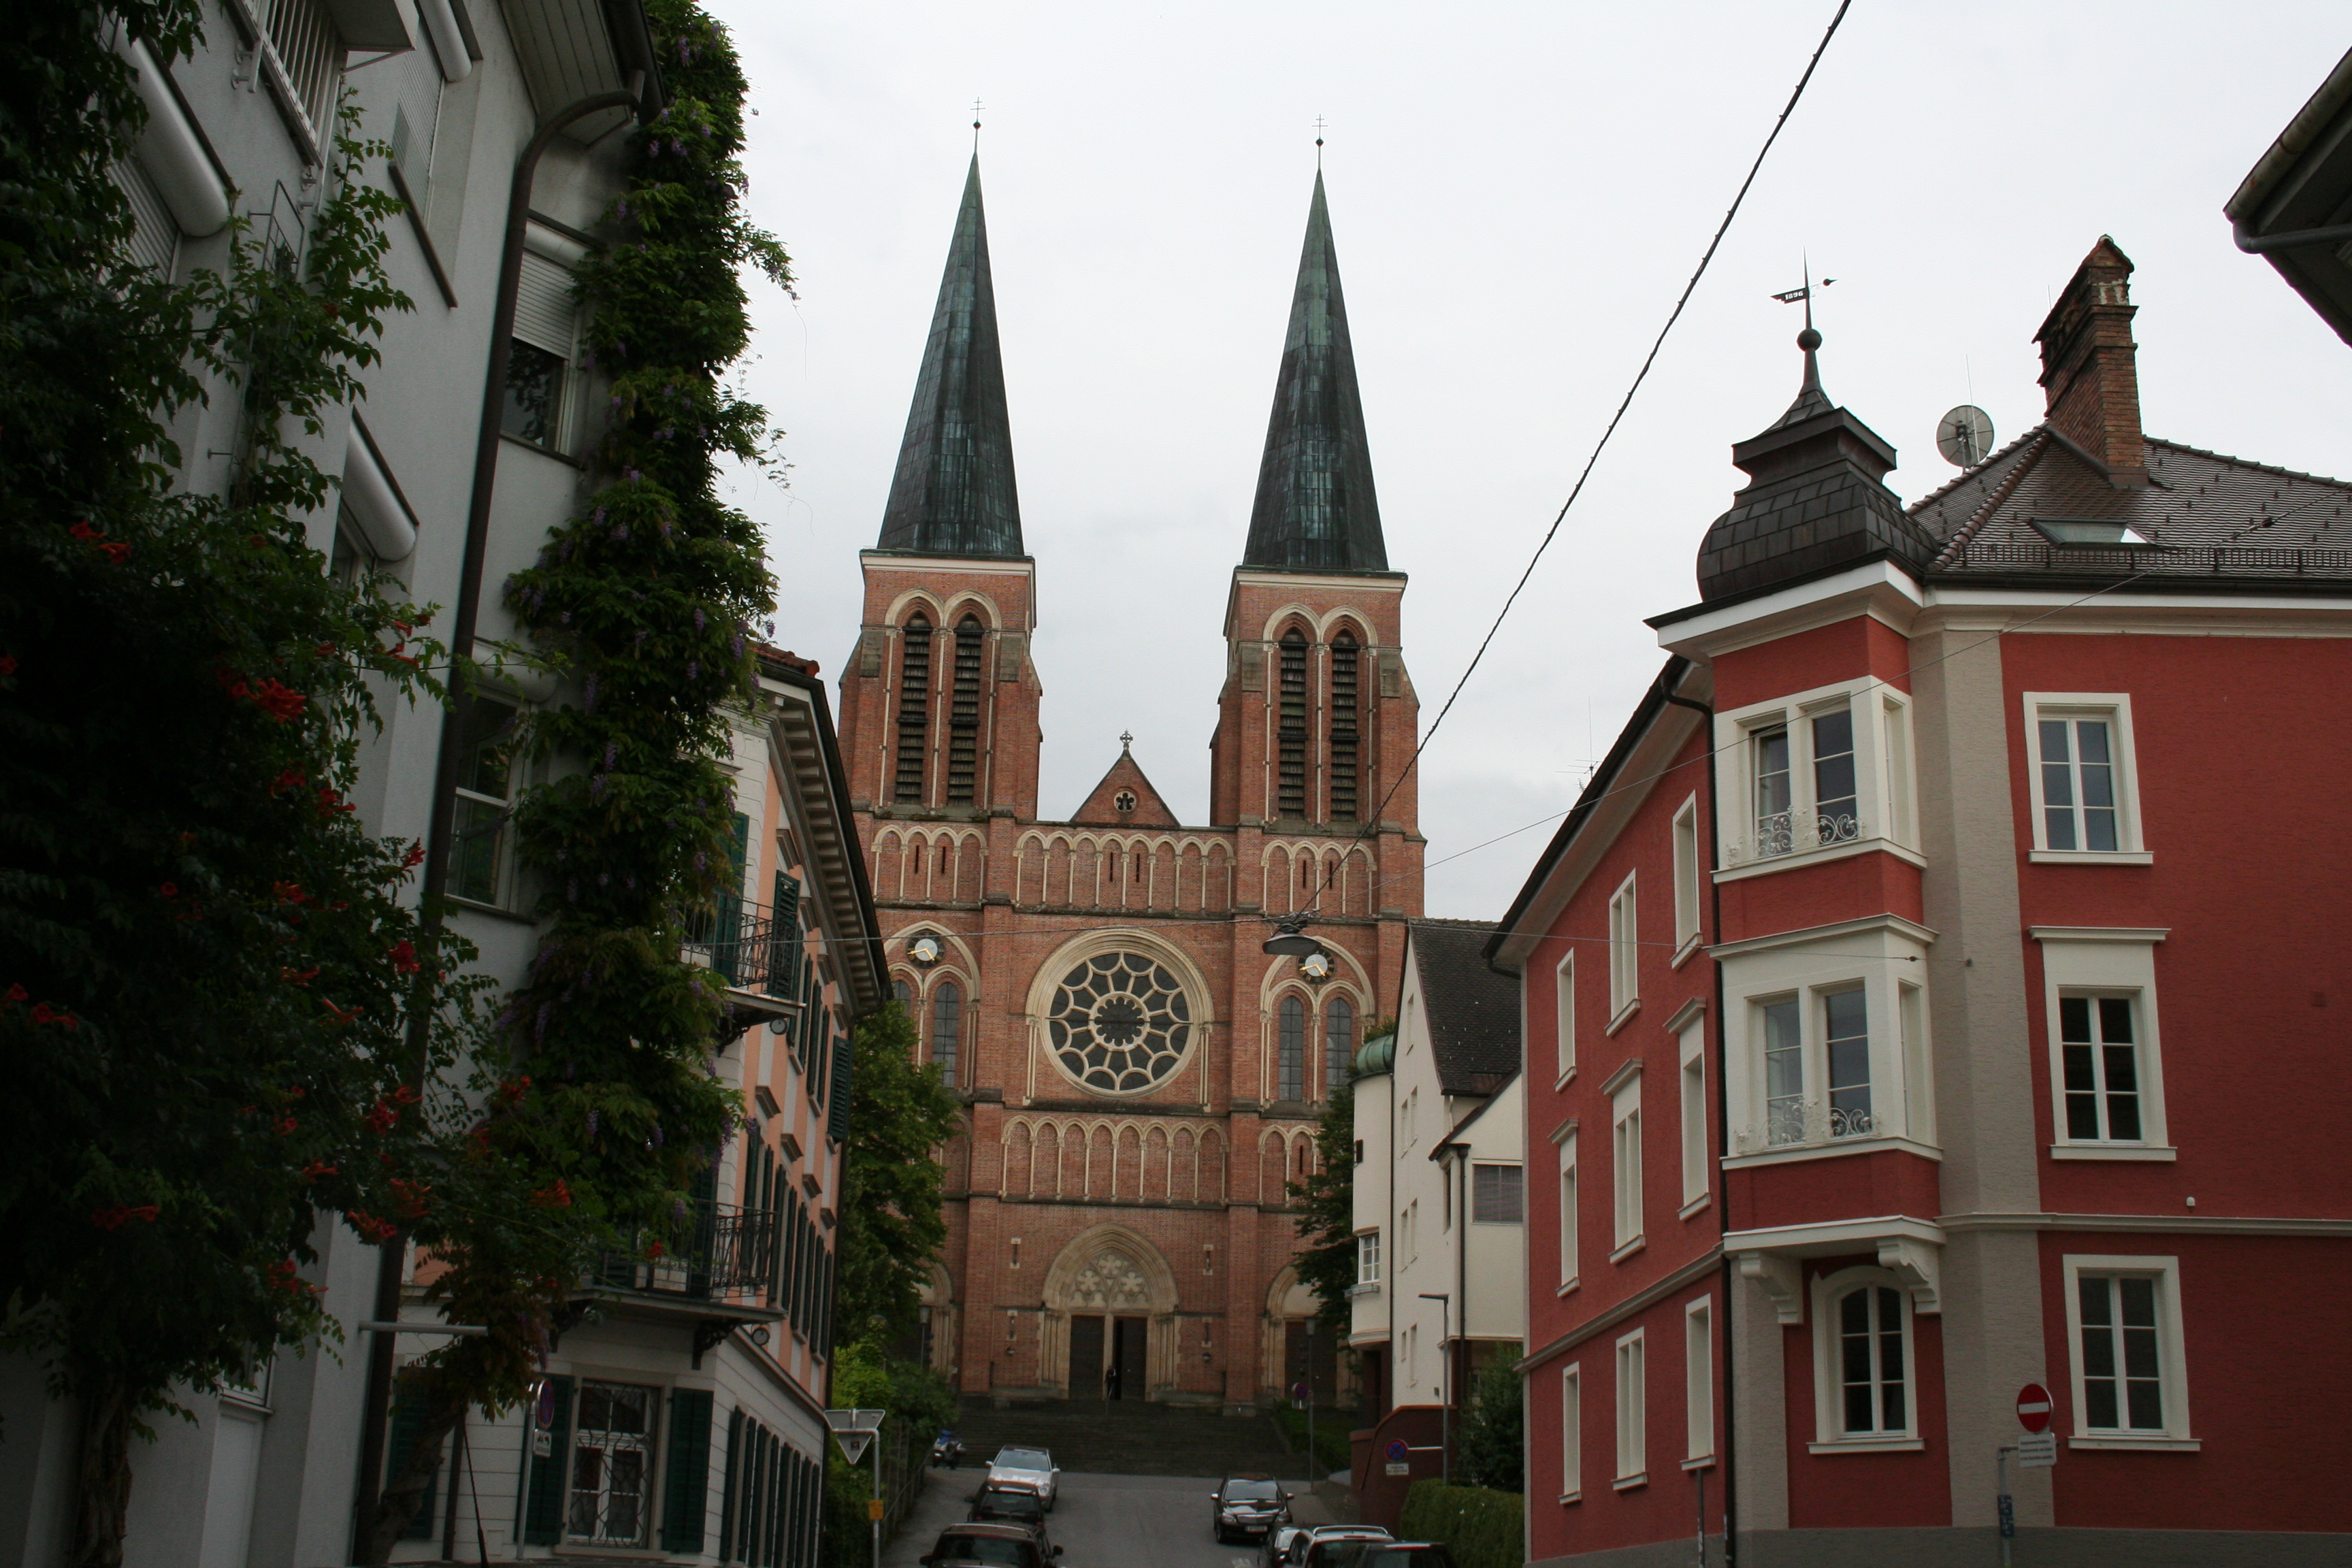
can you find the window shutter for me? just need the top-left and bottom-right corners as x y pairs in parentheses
(719, 1405), (745, 1561)
(828, 1030), (853, 1143)
(770, 873), (800, 998)
(520, 1374), (575, 1545)
(111, 158), (178, 278)
(512, 249), (576, 357)
(660, 1388), (716, 1552)
(385, 1379), (440, 1538)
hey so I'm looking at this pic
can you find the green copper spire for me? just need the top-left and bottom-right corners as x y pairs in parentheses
(1244, 172), (1388, 572)
(878, 157), (1024, 557)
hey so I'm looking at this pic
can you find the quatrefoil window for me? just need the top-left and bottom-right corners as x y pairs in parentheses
(1113, 790), (1137, 813)
(1047, 951), (1192, 1094)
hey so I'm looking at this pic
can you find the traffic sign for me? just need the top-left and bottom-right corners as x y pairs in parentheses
(2016, 1432), (2057, 1468)
(1384, 1439), (1409, 1462)
(836, 1431), (873, 1464)
(2014, 1384), (2053, 1434)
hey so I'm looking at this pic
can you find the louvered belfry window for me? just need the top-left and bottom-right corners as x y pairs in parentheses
(1329, 632), (1360, 821)
(894, 615), (932, 804)
(1277, 629), (1309, 819)
(948, 616), (984, 804)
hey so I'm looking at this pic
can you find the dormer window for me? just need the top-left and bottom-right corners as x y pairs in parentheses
(2031, 518), (2160, 548)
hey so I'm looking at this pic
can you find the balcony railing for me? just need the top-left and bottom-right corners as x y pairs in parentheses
(682, 897), (796, 995)
(593, 1201), (776, 1303)
(1751, 1098), (1878, 1154)
(1738, 810), (1865, 865)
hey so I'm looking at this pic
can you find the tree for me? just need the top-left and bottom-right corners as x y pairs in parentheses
(1288, 1017), (1389, 1334)
(1457, 1365), (1524, 1493)
(0, 7), (491, 1563)
(835, 1001), (964, 1345)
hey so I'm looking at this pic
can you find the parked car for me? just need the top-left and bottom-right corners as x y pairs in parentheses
(986, 1446), (1060, 1512)
(1275, 1524), (1391, 1568)
(921, 1522), (1062, 1568)
(1210, 1474), (1293, 1544)
(970, 1486), (1051, 1532)
(1302, 1543), (1457, 1568)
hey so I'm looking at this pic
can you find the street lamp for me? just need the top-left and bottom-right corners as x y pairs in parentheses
(1419, 1294), (1451, 1484)
(1262, 919), (1322, 958)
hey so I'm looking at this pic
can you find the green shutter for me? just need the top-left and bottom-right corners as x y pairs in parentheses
(828, 1032), (853, 1144)
(521, 1375), (575, 1546)
(386, 1380), (440, 1539)
(771, 874), (800, 1000)
(719, 1406), (745, 1561)
(660, 1388), (716, 1552)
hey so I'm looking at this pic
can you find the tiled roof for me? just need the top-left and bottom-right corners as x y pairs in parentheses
(1910, 426), (2352, 583)
(1409, 919), (1518, 1096)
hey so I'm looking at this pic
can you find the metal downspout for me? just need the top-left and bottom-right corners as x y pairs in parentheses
(351, 74), (645, 1562)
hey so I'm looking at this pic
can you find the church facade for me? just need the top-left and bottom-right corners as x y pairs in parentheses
(834, 159), (1424, 1410)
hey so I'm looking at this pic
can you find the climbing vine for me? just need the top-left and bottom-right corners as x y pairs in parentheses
(361, 4), (791, 1556)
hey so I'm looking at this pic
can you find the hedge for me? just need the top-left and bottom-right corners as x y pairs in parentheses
(1399, 1480), (1523, 1568)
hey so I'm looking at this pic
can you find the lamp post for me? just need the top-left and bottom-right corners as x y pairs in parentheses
(1419, 1293), (1451, 1484)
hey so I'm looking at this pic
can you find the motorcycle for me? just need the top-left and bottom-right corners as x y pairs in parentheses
(930, 1430), (966, 1469)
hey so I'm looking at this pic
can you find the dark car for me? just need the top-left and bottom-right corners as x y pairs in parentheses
(922, 1522), (1062, 1568)
(969, 1486), (1051, 1532)
(1210, 1474), (1293, 1544)
(1303, 1543), (1458, 1568)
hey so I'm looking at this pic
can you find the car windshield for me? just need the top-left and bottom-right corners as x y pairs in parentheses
(996, 1449), (1051, 1470)
(1222, 1479), (1282, 1503)
(936, 1536), (1033, 1568)
(1362, 1550), (1455, 1568)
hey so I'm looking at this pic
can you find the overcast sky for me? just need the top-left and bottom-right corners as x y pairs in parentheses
(706, 1), (2352, 921)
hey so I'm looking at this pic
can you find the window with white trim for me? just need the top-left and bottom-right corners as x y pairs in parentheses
(1671, 796), (1701, 956)
(1554, 951), (1576, 1082)
(2025, 694), (2145, 858)
(1560, 1365), (1582, 1501)
(1759, 986), (1872, 1147)
(2037, 930), (2169, 1157)
(2062, 1255), (2191, 1442)
(1833, 1283), (1909, 1437)
(1614, 1330), (1646, 1483)
(1556, 1132), (1579, 1290)
(1607, 872), (1638, 1020)
(1355, 1230), (1380, 1285)
(1610, 1077), (1642, 1254)
(1722, 920), (1933, 1159)
(450, 697), (520, 908)
(1684, 1298), (1713, 1463)
(1678, 1017), (1708, 1209)
(1719, 681), (1916, 868)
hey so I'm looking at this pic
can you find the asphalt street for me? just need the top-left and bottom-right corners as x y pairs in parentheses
(885, 1469), (1316, 1568)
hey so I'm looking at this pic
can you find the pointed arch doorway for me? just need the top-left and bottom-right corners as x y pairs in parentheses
(1042, 1225), (1179, 1403)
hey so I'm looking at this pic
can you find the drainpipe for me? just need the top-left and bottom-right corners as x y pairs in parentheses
(1661, 681), (1729, 1566)
(350, 74), (647, 1563)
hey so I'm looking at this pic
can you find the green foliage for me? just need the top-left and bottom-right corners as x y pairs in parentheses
(830, 1338), (958, 1437)
(1288, 1047), (1374, 1333)
(1273, 1403), (1354, 1475)
(1457, 1365), (1523, 1494)
(835, 1002), (962, 1343)
(0, 2), (496, 1556)
(1398, 1481), (1524, 1568)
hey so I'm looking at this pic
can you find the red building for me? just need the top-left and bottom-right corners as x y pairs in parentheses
(831, 161), (1424, 1409)
(1494, 239), (2352, 1564)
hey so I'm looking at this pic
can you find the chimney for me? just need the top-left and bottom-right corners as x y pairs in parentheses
(2034, 237), (2147, 484)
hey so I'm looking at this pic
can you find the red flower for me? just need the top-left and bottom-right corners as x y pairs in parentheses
(346, 1210), (398, 1243)
(388, 940), (421, 975)
(365, 1100), (398, 1133)
(5, 983), (26, 1004)
(159, 882), (178, 898)
(644, 1239), (666, 1260)
(300, 1160), (337, 1182)
(250, 679), (306, 722)
(316, 642), (336, 657)
(279, 966), (318, 987)
(274, 881), (309, 906)
(274, 1114), (298, 1135)
(321, 998), (361, 1027)
(391, 1178), (431, 1219)
(391, 1083), (422, 1107)
(529, 1179), (574, 1209)
(0, 653), (17, 677)
(68, 521), (98, 541)
(97, 540), (130, 565)
(268, 767), (306, 796)
(89, 1203), (159, 1230)
(314, 787), (353, 819)
(402, 843), (426, 868)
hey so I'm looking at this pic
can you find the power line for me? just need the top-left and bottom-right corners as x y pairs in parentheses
(1345, 0), (1856, 873)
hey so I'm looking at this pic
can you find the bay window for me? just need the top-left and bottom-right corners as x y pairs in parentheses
(1718, 680), (1918, 870)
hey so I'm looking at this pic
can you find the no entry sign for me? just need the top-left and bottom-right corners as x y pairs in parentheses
(2015, 1384), (2053, 1434)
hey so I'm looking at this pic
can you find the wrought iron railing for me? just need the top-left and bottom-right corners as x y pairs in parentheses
(1744, 810), (1864, 864)
(1757, 1099), (1878, 1152)
(682, 898), (795, 994)
(1952, 541), (2352, 578)
(593, 1201), (776, 1303)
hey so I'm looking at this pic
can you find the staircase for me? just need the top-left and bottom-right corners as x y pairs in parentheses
(947, 1398), (1304, 1480)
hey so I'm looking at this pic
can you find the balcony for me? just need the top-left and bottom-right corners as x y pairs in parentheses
(1729, 810), (1866, 867)
(591, 1200), (778, 1306)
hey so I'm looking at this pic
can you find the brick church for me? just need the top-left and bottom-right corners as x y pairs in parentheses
(834, 158), (1425, 1410)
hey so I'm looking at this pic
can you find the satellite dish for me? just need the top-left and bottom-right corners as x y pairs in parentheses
(1937, 405), (1995, 468)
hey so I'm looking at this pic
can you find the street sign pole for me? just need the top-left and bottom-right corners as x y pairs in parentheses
(1995, 1446), (2014, 1568)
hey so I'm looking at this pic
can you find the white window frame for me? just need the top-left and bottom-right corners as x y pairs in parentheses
(1613, 1330), (1646, 1488)
(1606, 872), (1639, 1030)
(1683, 1297), (1714, 1465)
(1717, 916), (1937, 1166)
(1559, 1364), (1583, 1503)
(1716, 678), (1920, 874)
(2023, 693), (2149, 863)
(2060, 1254), (2195, 1450)
(2033, 928), (2172, 1160)
(1677, 1013), (1709, 1215)
(1471, 1162), (1523, 1225)
(1554, 950), (1577, 1085)
(1807, 1266), (1922, 1452)
(1671, 795), (1702, 964)
(1554, 1128), (1580, 1294)
(1356, 1230), (1381, 1285)
(1607, 1066), (1643, 1260)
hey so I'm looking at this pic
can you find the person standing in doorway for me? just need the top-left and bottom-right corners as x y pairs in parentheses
(1105, 1361), (1122, 1402)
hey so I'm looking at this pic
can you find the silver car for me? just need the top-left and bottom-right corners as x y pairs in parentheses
(985, 1446), (1060, 1512)
(1273, 1524), (1392, 1568)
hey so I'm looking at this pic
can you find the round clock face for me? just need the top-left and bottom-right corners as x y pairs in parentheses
(1298, 950), (1334, 981)
(908, 934), (943, 966)
(1046, 951), (1193, 1094)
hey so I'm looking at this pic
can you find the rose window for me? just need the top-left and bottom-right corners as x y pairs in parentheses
(1047, 951), (1192, 1093)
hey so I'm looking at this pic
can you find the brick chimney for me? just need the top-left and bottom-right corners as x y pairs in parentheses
(2034, 237), (2147, 484)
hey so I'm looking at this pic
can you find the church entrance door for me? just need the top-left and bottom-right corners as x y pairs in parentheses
(1069, 1316), (1107, 1399)
(1109, 1317), (1147, 1399)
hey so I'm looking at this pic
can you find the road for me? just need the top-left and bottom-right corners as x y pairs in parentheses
(886, 1469), (1325, 1568)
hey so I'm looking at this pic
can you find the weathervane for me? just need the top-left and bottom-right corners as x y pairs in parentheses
(1769, 257), (1838, 331)
(971, 97), (985, 152)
